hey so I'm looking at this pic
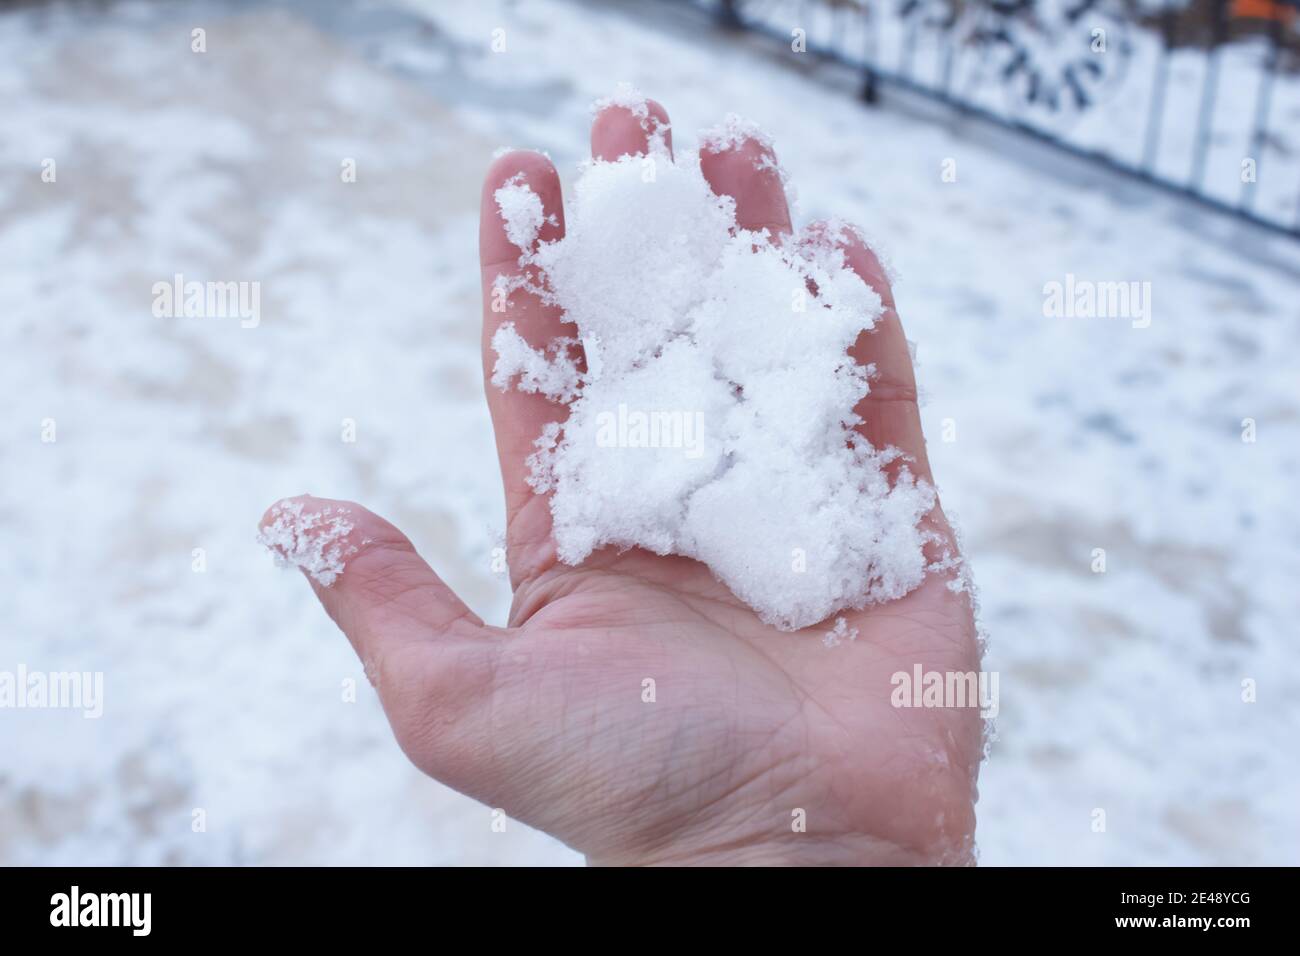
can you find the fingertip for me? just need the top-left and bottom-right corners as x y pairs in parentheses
(480, 150), (564, 269)
(699, 134), (791, 241)
(822, 222), (896, 311)
(258, 495), (407, 589)
(482, 149), (560, 196)
(591, 98), (673, 161)
(259, 494), (485, 647)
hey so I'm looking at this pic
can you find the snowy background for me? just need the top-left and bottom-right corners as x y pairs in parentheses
(2, 0), (1298, 865)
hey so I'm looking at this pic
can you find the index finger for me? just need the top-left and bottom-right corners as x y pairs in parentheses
(479, 150), (573, 585)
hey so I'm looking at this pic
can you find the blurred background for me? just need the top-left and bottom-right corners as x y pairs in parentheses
(2, 0), (1297, 865)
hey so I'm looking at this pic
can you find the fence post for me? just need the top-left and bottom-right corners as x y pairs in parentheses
(1241, 7), (1285, 211)
(862, 70), (879, 103)
(1189, 0), (1229, 190)
(861, 1), (879, 103)
(1142, 2), (1178, 173)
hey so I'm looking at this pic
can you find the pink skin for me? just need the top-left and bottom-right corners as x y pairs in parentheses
(261, 98), (982, 866)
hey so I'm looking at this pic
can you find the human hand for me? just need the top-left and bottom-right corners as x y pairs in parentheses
(261, 97), (981, 866)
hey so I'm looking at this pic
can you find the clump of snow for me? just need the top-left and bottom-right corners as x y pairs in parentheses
(699, 112), (775, 156)
(592, 81), (650, 121)
(258, 498), (357, 587)
(490, 322), (583, 402)
(490, 103), (937, 631)
(823, 616), (859, 648)
(494, 174), (554, 252)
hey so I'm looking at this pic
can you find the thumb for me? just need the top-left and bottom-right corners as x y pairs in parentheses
(258, 495), (502, 773)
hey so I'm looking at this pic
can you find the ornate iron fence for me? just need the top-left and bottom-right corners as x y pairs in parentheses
(691, 0), (1300, 238)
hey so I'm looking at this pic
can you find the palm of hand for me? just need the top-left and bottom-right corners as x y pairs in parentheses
(263, 97), (981, 866)
(493, 492), (980, 865)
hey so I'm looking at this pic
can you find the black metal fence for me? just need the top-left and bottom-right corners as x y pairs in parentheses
(691, 0), (1300, 238)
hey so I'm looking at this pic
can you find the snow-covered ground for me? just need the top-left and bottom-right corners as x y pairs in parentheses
(2, 0), (1297, 865)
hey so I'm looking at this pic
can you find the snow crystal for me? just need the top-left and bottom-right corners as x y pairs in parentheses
(258, 498), (357, 587)
(490, 104), (936, 630)
(823, 616), (859, 648)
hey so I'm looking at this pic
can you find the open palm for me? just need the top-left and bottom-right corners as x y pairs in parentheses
(263, 97), (982, 866)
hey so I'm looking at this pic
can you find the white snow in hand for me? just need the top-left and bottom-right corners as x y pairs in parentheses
(258, 498), (357, 587)
(490, 95), (936, 631)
